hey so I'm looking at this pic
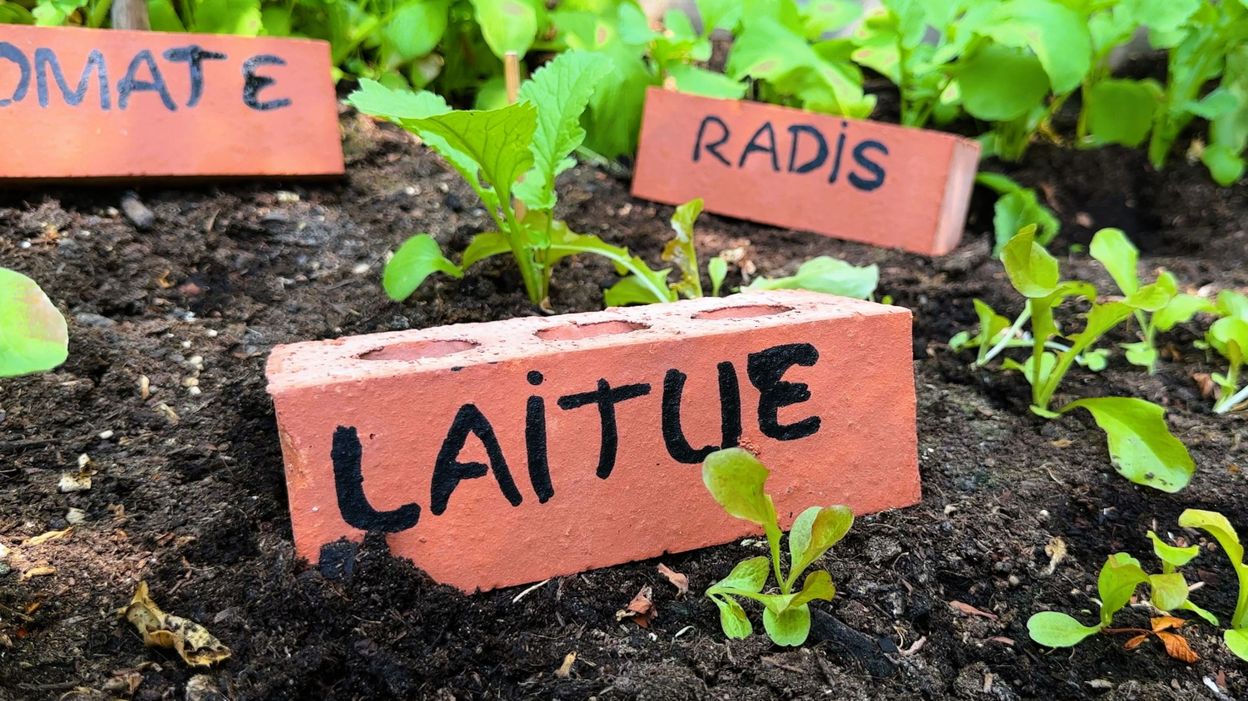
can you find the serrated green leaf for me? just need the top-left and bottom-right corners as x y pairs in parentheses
(711, 594), (753, 638)
(1027, 611), (1101, 647)
(348, 80), (452, 121)
(1089, 228), (1140, 296)
(514, 51), (612, 211)
(787, 506), (853, 581)
(0, 268), (68, 377)
(763, 603), (812, 646)
(662, 198), (705, 299)
(1001, 226), (1059, 298)
(702, 448), (778, 528)
(746, 257), (878, 299)
(382, 235), (464, 301)
(1061, 397), (1195, 493)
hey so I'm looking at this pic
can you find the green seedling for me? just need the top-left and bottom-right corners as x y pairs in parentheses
(1029, 529), (1213, 659)
(1089, 228), (1213, 373)
(701, 448), (853, 647)
(725, 0), (874, 118)
(952, 226), (1195, 492)
(975, 172), (1059, 256)
(1204, 291), (1248, 413)
(0, 267), (69, 377)
(1177, 509), (1248, 661)
(349, 51), (681, 308)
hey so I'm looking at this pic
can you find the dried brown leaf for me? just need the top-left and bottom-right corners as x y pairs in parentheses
(615, 586), (656, 628)
(121, 582), (230, 667)
(1044, 537), (1068, 575)
(1123, 634), (1150, 650)
(1151, 616), (1186, 633)
(948, 600), (998, 620)
(657, 564), (689, 597)
(21, 565), (56, 580)
(24, 528), (72, 546)
(1193, 373), (1216, 399)
(1156, 631), (1198, 664)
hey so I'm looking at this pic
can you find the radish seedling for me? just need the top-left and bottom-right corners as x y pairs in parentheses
(0, 267), (68, 377)
(701, 448), (853, 646)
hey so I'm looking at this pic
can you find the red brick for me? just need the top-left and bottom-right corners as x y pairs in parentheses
(0, 25), (343, 181)
(266, 291), (920, 592)
(632, 87), (980, 256)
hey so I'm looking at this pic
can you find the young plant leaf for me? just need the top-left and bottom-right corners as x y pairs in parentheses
(790, 570), (836, 608)
(1176, 509), (1248, 629)
(347, 79), (452, 121)
(1086, 79), (1163, 147)
(1097, 552), (1150, 626)
(1027, 611), (1101, 647)
(708, 257), (728, 297)
(711, 594), (753, 638)
(762, 603), (812, 646)
(1225, 628), (1248, 662)
(701, 448), (777, 528)
(708, 556), (771, 595)
(1147, 531), (1201, 572)
(662, 198), (705, 299)
(515, 51), (613, 212)
(787, 506), (853, 583)
(1001, 226), (1059, 298)
(1060, 397), (1195, 493)
(1148, 572), (1191, 612)
(0, 268), (68, 377)
(746, 257), (879, 299)
(460, 232), (511, 270)
(382, 235), (465, 301)
(984, 0), (1092, 94)
(959, 45), (1050, 121)
(470, 0), (539, 59)
(1089, 228), (1140, 296)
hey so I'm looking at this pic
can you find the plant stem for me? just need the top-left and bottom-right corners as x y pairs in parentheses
(765, 523), (787, 595)
(978, 306), (1033, 366)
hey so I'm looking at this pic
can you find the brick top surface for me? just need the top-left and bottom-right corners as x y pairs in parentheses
(266, 290), (906, 394)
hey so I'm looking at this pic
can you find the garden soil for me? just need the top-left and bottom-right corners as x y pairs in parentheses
(1, 107), (1246, 700)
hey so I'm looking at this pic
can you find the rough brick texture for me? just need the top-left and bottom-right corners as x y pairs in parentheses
(632, 87), (980, 255)
(267, 291), (920, 592)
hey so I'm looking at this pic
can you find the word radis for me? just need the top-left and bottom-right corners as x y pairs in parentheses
(633, 88), (980, 256)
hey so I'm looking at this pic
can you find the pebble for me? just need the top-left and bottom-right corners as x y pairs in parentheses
(0, 542), (9, 560)
(66, 507), (86, 524)
(98, 430), (114, 440)
(74, 312), (116, 328)
(276, 190), (301, 204)
(185, 674), (226, 701)
(58, 472), (91, 493)
(120, 191), (155, 230)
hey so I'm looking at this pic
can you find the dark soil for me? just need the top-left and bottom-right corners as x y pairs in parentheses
(1, 109), (1246, 701)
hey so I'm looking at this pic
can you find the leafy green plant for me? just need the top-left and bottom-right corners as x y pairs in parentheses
(1089, 228), (1213, 373)
(552, 0), (746, 159)
(702, 448), (853, 646)
(975, 172), (1059, 255)
(1205, 291), (1248, 413)
(952, 226), (1195, 492)
(0, 268), (69, 377)
(1179, 509), (1248, 661)
(349, 51), (684, 307)
(1146, 0), (1248, 185)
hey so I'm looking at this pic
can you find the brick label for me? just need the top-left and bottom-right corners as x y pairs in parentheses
(632, 87), (980, 256)
(0, 25), (343, 180)
(267, 291), (920, 592)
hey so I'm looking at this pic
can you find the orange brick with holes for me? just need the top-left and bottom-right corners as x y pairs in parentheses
(266, 290), (920, 592)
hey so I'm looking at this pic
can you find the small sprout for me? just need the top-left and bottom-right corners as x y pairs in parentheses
(701, 448), (853, 647)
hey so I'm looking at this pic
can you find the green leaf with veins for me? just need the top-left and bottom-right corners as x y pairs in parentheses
(662, 198), (705, 299)
(763, 604), (813, 646)
(515, 51), (612, 212)
(1001, 226), (1059, 298)
(959, 45), (1050, 122)
(1027, 611), (1101, 647)
(1097, 552), (1150, 626)
(708, 556), (771, 594)
(984, 0), (1092, 94)
(1148, 572), (1190, 611)
(701, 448), (777, 527)
(0, 268), (68, 377)
(710, 595), (753, 638)
(1060, 398), (1195, 493)
(746, 257), (878, 299)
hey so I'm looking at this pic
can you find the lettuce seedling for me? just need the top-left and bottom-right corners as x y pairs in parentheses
(1029, 531), (1211, 649)
(1177, 510), (1248, 661)
(349, 51), (679, 308)
(1205, 291), (1248, 414)
(975, 172), (1059, 256)
(701, 448), (853, 646)
(1089, 228), (1213, 373)
(960, 227), (1196, 492)
(0, 267), (69, 377)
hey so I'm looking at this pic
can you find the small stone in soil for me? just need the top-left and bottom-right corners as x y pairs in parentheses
(66, 507), (86, 524)
(120, 192), (155, 230)
(74, 312), (116, 328)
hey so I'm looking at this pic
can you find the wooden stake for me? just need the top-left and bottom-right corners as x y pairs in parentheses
(111, 0), (150, 30)
(504, 51), (521, 104)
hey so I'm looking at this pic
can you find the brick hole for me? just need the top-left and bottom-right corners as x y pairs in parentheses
(692, 304), (793, 321)
(357, 339), (479, 361)
(535, 320), (649, 341)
